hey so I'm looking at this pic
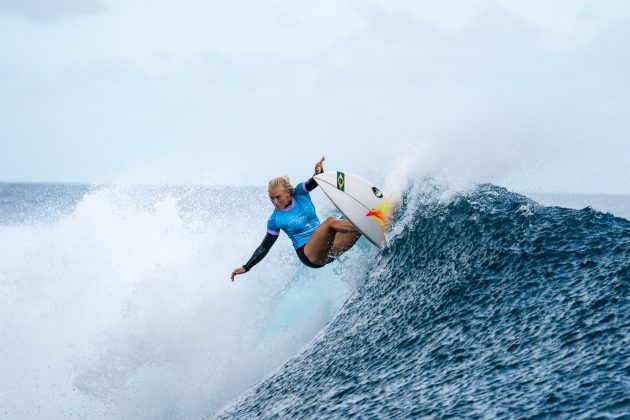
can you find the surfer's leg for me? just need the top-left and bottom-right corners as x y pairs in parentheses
(331, 231), (361, 257)
(304, 217), (357, 265)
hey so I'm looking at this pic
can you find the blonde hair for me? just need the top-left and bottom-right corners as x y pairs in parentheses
(268, 176), (293, 193)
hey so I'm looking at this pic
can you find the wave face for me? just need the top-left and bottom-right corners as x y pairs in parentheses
(215, 184), (629, 418)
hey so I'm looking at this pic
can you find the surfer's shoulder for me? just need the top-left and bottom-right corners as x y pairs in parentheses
(294, 183), (308, 196)
(295, 179), (317, 196)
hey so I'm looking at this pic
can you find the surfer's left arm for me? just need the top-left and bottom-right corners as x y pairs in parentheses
(304, 156), (325, 192)
(230, 233), (278, 281)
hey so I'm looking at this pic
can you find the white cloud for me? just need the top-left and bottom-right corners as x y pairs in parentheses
(0, 0), (629, 193)
(0, 0), (105, 20)
(368, 0), (630, 46)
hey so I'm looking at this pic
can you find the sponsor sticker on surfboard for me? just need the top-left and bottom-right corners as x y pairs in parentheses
(336, 171), (345, 191)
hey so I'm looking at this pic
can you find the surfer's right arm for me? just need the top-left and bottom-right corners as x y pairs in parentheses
(301, 156), (325, 193)
(230, 232), (279, 281)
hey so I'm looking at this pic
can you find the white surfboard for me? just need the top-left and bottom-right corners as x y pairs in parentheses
(314, 171), (394, 247)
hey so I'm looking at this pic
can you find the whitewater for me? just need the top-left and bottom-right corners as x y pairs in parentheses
(0, 180), (628, 418)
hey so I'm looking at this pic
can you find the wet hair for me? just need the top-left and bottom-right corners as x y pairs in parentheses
(268, 176), (293, 193)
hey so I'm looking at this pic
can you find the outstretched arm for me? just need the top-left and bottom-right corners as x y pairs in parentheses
(304, 156), (325, 192)
(230, 233), (279, 281)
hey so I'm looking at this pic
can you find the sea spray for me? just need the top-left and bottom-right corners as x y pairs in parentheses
(0, 184), (361, 418)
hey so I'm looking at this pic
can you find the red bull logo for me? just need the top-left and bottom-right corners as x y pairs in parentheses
(366, 208), (385, 222)
(365, 197), (392, 230)
(365, 197), (389, 228)
(366, 197), (397, 233)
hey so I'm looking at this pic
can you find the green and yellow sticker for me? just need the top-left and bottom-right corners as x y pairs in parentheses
(336, 171), (345, 191)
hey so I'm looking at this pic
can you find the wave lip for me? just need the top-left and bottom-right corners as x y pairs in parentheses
(213, 184), (630, 419)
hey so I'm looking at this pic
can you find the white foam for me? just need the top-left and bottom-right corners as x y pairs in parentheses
(0, 185), (364, 418)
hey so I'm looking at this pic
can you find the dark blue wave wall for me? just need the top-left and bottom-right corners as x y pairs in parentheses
(213, 185), (629, 419)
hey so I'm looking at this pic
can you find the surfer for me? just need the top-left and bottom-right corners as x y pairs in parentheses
(230, 157), (361, 281)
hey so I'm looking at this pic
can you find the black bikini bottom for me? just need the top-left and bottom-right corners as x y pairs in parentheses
(295, 245), (335, 269)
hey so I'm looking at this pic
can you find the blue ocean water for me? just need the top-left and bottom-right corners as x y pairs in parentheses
(213, 184), (629, 419)
(0, 182), (628, 418)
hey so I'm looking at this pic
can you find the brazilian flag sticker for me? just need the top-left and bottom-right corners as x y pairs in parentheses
(337, 171), (345, 191)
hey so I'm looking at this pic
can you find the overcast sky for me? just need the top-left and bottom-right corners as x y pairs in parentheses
(1, 0), (629, 193)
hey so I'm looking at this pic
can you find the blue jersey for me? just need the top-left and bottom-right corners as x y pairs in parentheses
(267, 183), (320, 249)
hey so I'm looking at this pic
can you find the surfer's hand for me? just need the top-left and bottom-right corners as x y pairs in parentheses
(231, 267), (246, 281)
(315, 156), (325, 175)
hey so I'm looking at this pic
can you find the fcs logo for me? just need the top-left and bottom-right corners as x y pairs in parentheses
(372, 187), (383, 198)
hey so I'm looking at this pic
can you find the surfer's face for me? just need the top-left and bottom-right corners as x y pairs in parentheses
(269, 188), (292, 210)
